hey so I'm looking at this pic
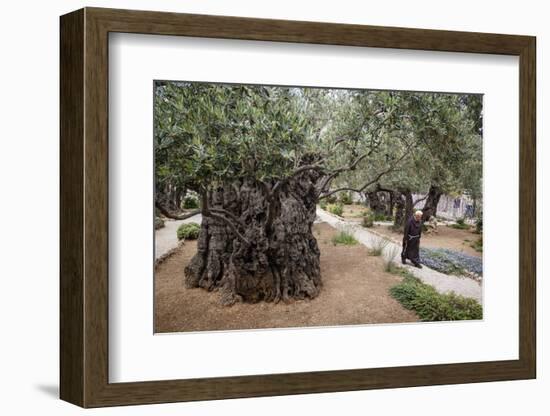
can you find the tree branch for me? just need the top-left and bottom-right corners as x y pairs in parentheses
(210, 208), (246, 229)
(319, 143), (412, 200)
(317, 113), (399, 196)
(155, 200), (200, 220)
(271, 162), (325, 196)
(200, 191), (251, 245)
(413, 193), (429, 207)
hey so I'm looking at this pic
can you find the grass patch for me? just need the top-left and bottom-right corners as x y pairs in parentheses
(470, 235), (483, 252)
(449, 217), (471, 230)
(350, 208), (370, 218)
(369, 237), (389, 256)
(327, 203), (344, 216)
(389, 269), (482, 321)
(449, 223), (470, 230)
(384, 245), (401, 273)
(373, 212), (393, 222)
(331, 231), (358, 246)
(361, 213), (374, 228)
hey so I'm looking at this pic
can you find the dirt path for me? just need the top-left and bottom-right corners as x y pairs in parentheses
(154, 222), (418, 333)
(155, 214), (202, 259)
(316, 208), (483, 303)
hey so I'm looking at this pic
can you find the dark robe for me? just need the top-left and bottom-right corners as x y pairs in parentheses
(402, 216), (423, 264)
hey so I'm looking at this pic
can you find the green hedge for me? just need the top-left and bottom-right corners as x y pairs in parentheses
(183, 196), (199, 209)
(390, 272), (482, 321)
(177, 222), (201, 240)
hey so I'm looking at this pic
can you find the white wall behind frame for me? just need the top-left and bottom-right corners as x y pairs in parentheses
(1, 1), (546, 415)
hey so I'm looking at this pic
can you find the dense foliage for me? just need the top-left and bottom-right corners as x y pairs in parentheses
(390, 271), (483, 321)
(155, 82), (482, 212)
(182, 195), (199, 209)
(327, 203), (344, 216)
(176, 222), (201, 240)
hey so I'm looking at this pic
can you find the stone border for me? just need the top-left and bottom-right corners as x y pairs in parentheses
(154, 240), (186, 267)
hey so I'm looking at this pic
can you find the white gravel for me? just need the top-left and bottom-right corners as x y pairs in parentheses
(155, 214), (202, 259)
(316, 208), (483, 303)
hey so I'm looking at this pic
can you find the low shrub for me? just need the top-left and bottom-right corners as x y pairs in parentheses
(319, 200), (328, 210)
(361, 213), (374, 228)
(339, 192), (353, 205)
(331, 231), (358, 246)
(177, 222), (201, 240)
(183, 196), (199, 209)
(154, 217), (165, 230)
(373, 212), (391, 222)
(389, 272), (483, 321)
(325, 195), (338, 204)
(327, 203), (344, 216)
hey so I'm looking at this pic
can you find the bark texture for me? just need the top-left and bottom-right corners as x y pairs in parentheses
(393, 189), (413, 230)
(366, 191), (386, 215)
(184, 170), (323, 305)
(422, 185), (442, 221)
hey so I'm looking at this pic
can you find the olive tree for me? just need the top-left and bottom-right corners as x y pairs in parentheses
(155, 82), (412, 304)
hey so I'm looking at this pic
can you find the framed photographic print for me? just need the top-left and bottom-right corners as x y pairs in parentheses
(60, 7), (536, 408)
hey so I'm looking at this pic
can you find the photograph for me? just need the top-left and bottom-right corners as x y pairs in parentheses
(153, 81), (484, 333)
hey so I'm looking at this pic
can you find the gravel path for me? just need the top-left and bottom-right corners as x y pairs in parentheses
(316, 208), (483, 303)
(155, 214), (202, 259)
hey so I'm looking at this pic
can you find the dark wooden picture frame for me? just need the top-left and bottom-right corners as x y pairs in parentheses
(60, 7), (536, 408)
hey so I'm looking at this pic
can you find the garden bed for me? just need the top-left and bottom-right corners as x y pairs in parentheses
(154, 222), (419, 332)
(420, 247), (482, 280)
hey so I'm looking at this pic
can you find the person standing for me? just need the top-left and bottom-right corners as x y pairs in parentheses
(401, 210), (423, 268)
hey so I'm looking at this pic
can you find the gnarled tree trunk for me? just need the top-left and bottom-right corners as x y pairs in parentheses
(184, 170), (323, 306)
(386, 191), (394, 217)
(366, 191), (386, 215)
(393, 189), (413, 230)
(422, 185), (442, 221)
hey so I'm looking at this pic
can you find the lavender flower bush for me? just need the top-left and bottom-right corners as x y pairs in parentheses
(420, 248), (483, 276)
